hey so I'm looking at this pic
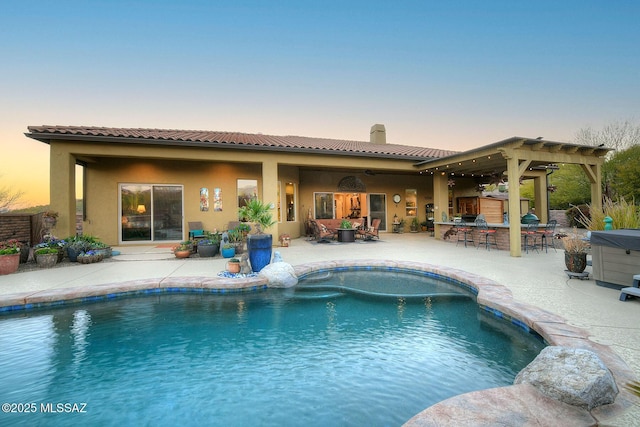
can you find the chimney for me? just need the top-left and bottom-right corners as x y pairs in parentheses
(369, 124), (386, 144)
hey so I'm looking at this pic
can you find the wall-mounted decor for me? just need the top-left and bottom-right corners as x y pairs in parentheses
(200, 188), (209, 211)
(213, 187), (222, 211)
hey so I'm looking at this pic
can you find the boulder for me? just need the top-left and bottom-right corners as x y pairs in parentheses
(514, 346), (618, 410)
(259, 262), (298, 288)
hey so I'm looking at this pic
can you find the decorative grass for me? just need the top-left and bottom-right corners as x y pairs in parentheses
(575, 197), (639, 230)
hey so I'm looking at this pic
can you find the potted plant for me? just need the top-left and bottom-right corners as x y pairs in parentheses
(34, 247), (59, 268)
(197, 232), (221, 258)
(0, 240), (21, 275)
(226, 257), (241, 274)
(35, 236), (67, 262)
(42, 211), (59, 229)
(66, 239), (92, 262)
(410, 217), (420, 232)
(238, 198), (276, 272)
(173, 241), (193, 259)
(235, 222), (251, 237)
(77, 249), (104, 264)
(228, 228), (245, 255)
(221, 243), (236, 258)
(562, 229), (590, 273)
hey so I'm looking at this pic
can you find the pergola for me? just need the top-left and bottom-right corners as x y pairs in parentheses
(414, 137), (611, 257)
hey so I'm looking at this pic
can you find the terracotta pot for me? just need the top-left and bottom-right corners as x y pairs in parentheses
(0, 254), (20, 275)
(174, 250), (191, 259)
(564, 252), (587, 273)
(226, 261), (241, 274)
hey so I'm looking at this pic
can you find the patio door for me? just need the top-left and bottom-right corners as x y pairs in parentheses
(120, 184), (183, 243)
(367, 193), (387, 231)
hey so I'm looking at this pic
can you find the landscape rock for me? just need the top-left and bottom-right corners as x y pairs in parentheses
(259, 262), (297, 288)
(514, 346), (618, 410)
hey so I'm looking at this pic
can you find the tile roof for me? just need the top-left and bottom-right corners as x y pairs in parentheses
(26, 125), (458, 161)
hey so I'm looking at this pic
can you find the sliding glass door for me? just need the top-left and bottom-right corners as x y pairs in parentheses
(120, 184), (183, 243)
(368, 193), (387, 231)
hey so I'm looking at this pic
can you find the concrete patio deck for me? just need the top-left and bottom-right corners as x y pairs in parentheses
(0, 232), (638, 425)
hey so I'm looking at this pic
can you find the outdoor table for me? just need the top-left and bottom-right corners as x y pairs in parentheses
(337, 228), (356, 242)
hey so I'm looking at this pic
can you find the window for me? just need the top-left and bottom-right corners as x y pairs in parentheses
(314, 192), (334, 219)
(237, 179), (258, 219)
(285, 182), (296, 222)
(405, 189), (417, 217)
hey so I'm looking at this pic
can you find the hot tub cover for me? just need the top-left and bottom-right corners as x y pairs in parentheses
(590, 229), (640, 251)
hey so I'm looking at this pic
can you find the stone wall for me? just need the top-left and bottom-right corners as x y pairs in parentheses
(549, 210), (568, 227)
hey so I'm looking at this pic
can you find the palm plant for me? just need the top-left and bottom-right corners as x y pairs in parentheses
(238, 198), (276, 234)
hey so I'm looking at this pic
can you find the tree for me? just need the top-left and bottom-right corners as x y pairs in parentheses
(574, 119), (640, 199)
(574, 119), (640, 153)
(603, 144), (640, 201)
(547, 164), (591, 209)
(0, 179), (24, 212)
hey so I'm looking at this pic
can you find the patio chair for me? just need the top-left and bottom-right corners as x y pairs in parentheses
(188, 221), (206, 241)
(454, 218), (474, 247)
(309, 220), (336, 243)
(537, 219), (558, 253)
(357, 218), (381, 241)
(475, 218), (498, 251)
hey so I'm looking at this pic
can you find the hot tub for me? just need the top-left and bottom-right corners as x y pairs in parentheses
(591, 229), (640, 289)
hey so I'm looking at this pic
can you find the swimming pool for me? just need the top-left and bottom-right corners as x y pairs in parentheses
(0, 269), (545, 426)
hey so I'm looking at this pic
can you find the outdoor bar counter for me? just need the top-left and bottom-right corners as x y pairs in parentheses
(590, 229), (640, 289)
(436, 222), (514, 250)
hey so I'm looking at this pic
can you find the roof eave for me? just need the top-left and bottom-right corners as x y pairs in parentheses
(25, 131), (433, 162)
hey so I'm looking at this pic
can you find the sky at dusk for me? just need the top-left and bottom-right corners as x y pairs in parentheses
(1, 0), (638, 206)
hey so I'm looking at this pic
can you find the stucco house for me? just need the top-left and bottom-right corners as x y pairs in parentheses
(26, 124), (609, 256)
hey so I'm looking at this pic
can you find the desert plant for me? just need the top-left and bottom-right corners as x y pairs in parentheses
(199, 231), (221, 245)
(561, 229), (590, 254)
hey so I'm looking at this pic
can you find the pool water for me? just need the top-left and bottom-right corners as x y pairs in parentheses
(0, 270), (545, 426)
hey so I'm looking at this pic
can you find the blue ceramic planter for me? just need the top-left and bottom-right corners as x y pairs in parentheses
(221, 246), (235, 258)
(247, 234), (272, 272)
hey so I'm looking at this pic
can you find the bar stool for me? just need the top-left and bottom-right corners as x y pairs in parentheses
(476, 219), (498, 251)
(538, 220), (558, 253)
(454, 218), (474, 247)
(521, 221), (540, 253)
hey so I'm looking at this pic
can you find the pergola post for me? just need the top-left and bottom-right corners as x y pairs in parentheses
(505, 153), (523, 257)
(581, 163), (603, 213)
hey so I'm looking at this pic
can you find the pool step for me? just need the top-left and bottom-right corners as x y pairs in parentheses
(294, 290), (345, 300)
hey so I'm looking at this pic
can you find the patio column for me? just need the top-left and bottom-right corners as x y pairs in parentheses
(49, 144), (77, 238)
(581, 163), (603, 213)
(533, 175), (548, 224)
(505, 153), (523, 257)
(261, 158), (279, 236)
(432, 172), (449, 240)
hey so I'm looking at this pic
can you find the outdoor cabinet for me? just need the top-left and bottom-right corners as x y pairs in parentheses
(591, 229), (640, 289)
(456, 197), (504, 224)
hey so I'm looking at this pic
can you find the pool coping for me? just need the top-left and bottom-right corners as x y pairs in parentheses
(0, 259), (636, 425)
